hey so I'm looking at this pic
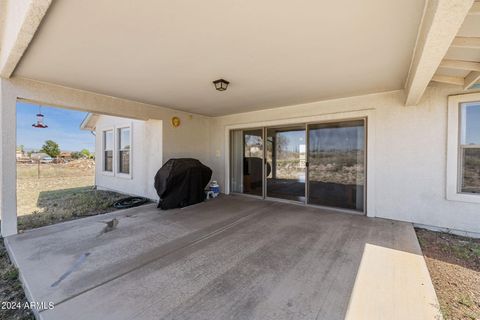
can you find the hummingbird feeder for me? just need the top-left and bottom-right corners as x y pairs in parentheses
(32, 105), (48, 128)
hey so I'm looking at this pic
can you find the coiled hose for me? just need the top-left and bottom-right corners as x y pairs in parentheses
(113, 197), (149, 209)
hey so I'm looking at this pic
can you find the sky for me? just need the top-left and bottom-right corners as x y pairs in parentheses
(16, 101), (95, 152)
(465, 104), (480, 145)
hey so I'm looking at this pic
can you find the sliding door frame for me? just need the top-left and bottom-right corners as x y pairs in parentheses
(305, 117), (367, 215)
(264, 124), (307, 205)
(224, 109), (376, 217)
(229, 127), (265, 199)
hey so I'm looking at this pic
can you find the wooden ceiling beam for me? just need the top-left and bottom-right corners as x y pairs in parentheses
(404, 0), (474, 105)
(468, 2), (480, 15)
(439, 59), (480, 72)
(431, 74), (465, 86)
(451, 37), (480, 49)
(464, 71), (480, 89)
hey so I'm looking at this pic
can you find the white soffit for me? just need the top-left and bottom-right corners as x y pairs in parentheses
(15, 0), (425, 116)
(433, 4), (480, 89)
(445, 14), (480, 61)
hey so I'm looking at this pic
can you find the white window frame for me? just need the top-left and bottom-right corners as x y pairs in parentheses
(447, 93), (480, 203)
(116, 125), (132, 179)
(101, 127), (114, 176)
(99, 124), (133, 179)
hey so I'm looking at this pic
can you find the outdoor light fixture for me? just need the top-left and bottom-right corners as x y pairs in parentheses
(213, 79), (229, 91)
(32, 105), (48, 128)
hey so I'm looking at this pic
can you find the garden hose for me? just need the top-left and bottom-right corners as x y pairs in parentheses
(113, 197), (148, 209)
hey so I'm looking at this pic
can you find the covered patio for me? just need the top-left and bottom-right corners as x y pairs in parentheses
(2, 1), (480, 319)
(1, 0), (479, 238)
(5, 196), (440, 320)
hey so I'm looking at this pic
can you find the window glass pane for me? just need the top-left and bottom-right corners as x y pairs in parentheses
(230, 130), (243, 193)
(266, 127), (305, 202)
(461, 102), (480, 145)
(104, 131), (113, 150)
(104, 150), (113, 172)
(243, 129), (263, 196)
(119, 150), (130, 174)
(461, 148), (480, 193)
(308, 120), (365, 211)
(119, 128), (130, 150)
(118, 127), (130, 174)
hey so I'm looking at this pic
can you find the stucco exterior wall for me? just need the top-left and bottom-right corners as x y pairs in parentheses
(1, 76), (479, 236)
(0, 77), (211, 236)
(208, 84), (480, 235)
(162, 114), (211, 166)
(0, 0), (52, 77)
(93, 113), (211, 201)
(94, 115), (163, 200)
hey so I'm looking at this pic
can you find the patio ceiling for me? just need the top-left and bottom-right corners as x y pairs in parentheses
(430, 4), (480, 89)
(13, 0), (426, 116)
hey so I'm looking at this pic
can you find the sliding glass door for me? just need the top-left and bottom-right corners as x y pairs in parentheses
(266, 126), (306, 202)
(230, 128), (264, 196)
(307, 120), (365, 211)
(230, 119), (366, 213)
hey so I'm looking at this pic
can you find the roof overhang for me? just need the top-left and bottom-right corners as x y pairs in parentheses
(405, 0), (478, 105)
(1, 0), (478, 114)
(79, 113), (99, 131)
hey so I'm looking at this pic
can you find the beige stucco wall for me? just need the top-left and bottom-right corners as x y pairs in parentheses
(1, 76), (480, 236)
(94, 116), (162, 200)
(0, 0), (52, 77)
(0, 77), (211, 236)
(208, 84), (480, 235)
(94, 114), (211, 201)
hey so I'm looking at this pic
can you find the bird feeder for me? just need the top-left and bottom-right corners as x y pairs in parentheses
(32, 106), (48, 128)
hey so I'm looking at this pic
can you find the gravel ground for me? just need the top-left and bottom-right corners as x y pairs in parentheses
(416, 228), (480, 320)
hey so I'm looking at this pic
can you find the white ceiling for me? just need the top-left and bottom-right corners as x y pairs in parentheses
(15, 0), (425, 116)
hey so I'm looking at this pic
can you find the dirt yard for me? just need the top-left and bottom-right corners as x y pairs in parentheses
(16, 160), (128, 231)
(416, 228), (480, 320)
(17, 160), (95, 216)
(0, 160), (134, 320)
(0, 238), (34, 320)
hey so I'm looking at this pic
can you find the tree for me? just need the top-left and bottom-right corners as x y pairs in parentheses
(40, 140), (60, 158)
(71, 151), (82, 159)
(80, 149), (91, 158)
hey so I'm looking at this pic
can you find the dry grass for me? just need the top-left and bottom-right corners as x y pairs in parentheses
(16, 162), (127, 231)
(0, 162), (132, 320)
(0, 238), (34, 320)
(416, 229), (480, 320)
(17, 161), (96, 216)
(17, 186), (126, 231)
(17, 175), (95, 217)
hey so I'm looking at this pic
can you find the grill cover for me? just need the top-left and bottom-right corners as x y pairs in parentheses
(154, 158), (212, 209)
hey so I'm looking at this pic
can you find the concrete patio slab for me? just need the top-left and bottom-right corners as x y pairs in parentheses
(5, 195), (441, 320)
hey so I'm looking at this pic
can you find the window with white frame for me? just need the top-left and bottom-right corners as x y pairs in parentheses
(447, 94), (480, 203)
(103, 130), (113, 172)
(459, 102), (480, 194)
(118, 127), (131, 175)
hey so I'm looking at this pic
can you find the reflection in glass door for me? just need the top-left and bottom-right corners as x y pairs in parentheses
(307, 120), (365, 211)
(266, 126), (306, 202)
(230, 120), (366, 213)
(230, 129), (264, 196)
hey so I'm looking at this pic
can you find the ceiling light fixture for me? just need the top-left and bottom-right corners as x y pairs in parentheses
(213, 79), (229, 91)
